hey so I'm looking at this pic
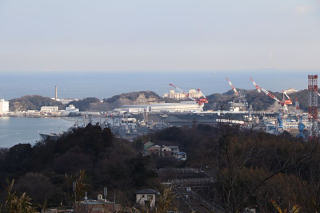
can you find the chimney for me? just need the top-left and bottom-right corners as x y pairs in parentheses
(55, 86), (58, 100)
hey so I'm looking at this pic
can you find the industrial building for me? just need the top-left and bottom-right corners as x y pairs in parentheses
(163, 88), (205, 100)
(40, 106), (59, 113)
(0, 99), (9, 114)
(115, 101), (203, 113)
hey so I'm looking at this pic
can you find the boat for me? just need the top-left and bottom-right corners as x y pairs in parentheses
(39, 133), (61, 141)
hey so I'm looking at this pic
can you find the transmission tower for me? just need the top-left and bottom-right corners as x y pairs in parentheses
(308, 75), (319, 138)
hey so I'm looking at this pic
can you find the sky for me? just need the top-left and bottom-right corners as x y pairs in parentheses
(0, 0), (319, 72)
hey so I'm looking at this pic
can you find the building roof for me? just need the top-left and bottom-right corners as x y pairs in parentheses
(136, 189), (159, 195)
(168, 145), (179, 149)
(79, 199), (114, 205)
(144, 141), (155, 150)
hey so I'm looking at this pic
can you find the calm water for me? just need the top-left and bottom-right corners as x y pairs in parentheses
(0, 117), (77, 148)
(0, 71), (311, 99)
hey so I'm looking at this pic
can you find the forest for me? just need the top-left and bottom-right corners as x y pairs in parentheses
(0, 124), (158, 211)
(1, 123), (320, 212)
(147, 125), (320, 212)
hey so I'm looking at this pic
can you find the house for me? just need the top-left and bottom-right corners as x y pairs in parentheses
(144, 143), (187, 160)
(148, 145), (161, 156)
(143, 141), (155, 155)
(161, 145), (173, 157)
(43, 209), (73, 213)
(173, 152), (187, 161)
(74, 194), (121, 213)
(136, 189), (159, 209)
(168, 146), (179, 153)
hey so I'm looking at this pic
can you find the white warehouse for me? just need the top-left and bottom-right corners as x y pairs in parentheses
(0, 99), (9, 114)
(40, 106), (59, 113)
(115, 101), (203, 114)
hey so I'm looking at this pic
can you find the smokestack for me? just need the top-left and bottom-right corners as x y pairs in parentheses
(55, 85), (58, 100)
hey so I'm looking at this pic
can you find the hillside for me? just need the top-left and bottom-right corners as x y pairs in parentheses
(2, 124), (320, 211)
(0, 124), (158, 208)
(68, 97), (101, 111)
(101, 90), (163, 111)
(204, 89), (301, 111)
(8, 89), (309, 112)
(9, 95), (64, 112)
(69, 91), (163, 111)
(142, 125), (320, 212)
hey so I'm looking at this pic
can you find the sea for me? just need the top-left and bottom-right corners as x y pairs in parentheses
(0, 70), (314, 147)
(0, 117), (77, 148)
(0, 71), (311, 100)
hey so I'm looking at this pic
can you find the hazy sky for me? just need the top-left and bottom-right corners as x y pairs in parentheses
(0, 0), (319, 72)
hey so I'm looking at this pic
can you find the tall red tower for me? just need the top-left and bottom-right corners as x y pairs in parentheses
(308, 75), (318, 138)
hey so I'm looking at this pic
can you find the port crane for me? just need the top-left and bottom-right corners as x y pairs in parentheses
(226, 77), (239, 96)
(250, 77), (281, 103)
(250, 77), (294, 116)
(169, 83), (188, 95)
(169, 83), (208, 105)
(282, 90), (293, 105)
(226, 77), (249, 111)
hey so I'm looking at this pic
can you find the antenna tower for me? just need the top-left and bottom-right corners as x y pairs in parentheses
(308, 75), (318, 138)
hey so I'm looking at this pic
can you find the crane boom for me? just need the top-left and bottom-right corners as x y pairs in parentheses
(250, 77), (261, 93)
(169, 83), (208, 105)
(226, 78), (239, 96)
(282, 91), (293, 105)
(169, 83), (186, 94)
(250, 78), (281, 103)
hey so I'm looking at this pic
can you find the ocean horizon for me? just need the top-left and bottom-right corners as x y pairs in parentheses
(0, 70), (315, 100)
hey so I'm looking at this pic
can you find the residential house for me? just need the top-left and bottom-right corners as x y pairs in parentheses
(136, 189), (159, 209)
(74, 194), (121, 213)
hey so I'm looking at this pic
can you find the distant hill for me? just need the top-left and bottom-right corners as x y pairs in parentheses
(68, 97), (101, 111)
(68, 91), (163, 111)
(9, 95), (64, 112)
(9, 89), (309, 112)
(102, 90), (163, 110)
(204, 89), (298, 111)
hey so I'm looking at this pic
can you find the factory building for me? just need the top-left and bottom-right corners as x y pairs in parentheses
(0, 99), (9, 114)
(115, 101), (203, 114)
(163, 89), (204, 100)
(40, 106), (59, 113)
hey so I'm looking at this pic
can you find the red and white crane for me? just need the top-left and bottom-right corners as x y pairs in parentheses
(250, 77), (261, 93)
(282, 90), (293, 105)
(169, 83), (187, 95)
(226, 78), (239, 96)
(250, 77), (294, 114)
(169, 83), (208, 105)
(250, 77), (281, 103)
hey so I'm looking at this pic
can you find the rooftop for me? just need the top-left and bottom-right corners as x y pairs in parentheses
(136, 188), (159, 195)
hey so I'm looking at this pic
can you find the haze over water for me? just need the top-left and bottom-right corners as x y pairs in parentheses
(0, 71), (311, 100)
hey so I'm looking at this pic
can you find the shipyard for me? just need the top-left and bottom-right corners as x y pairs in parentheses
(0, 75), (317, 142)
